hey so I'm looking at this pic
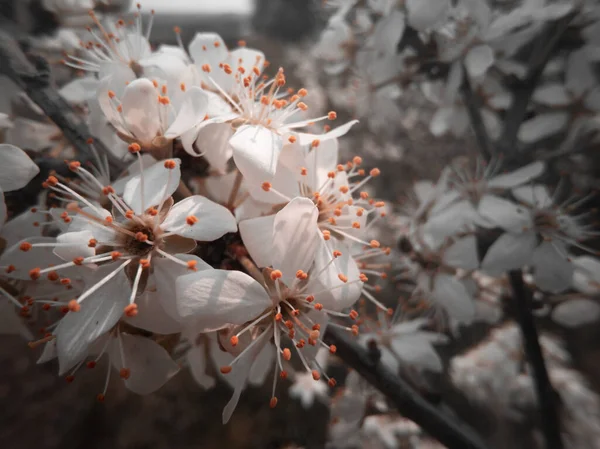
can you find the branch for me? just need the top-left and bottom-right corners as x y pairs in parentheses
(460, 69), (494, 161)
(508, 271), (563, 449)
(497, 14), (574, 160)
(324, 327), (489, 449)
(0, 24), (126, 174)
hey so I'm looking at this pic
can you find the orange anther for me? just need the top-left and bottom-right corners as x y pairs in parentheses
(328, 378), (337, 387)
(353, 156), (363, 165)
(297, 102), (308, 111)
(20, 242), (32, 252)
(261, 182), (272, 192)
(111, 251), (122, 260)
(46, 176), (59, 187)
(47, 271), (59, 281)
(328, 111), (337, 120)
(333, 250), (342, 258)
(230, 336), (239, 347)
(359, 273), (368, 282)
(140, 259), (150, 269)
(338, 274), (348, 283)
(305, 295), (314, 303)
(370, 168), (381, 177)
(282, 348), (292, 361)
(119, 368), (130, 379)
(329, 345), (337, 354)
(220, 366), (232, 374)
(270, 397), (278, 408)
(124, 303), (138, 317)
(314, 303), (323, 311)
(29, 268), (41, 280)
(68, 299), (80, 312)
(164, 159), (177, 169)
(270, 270), (282, 281)
(300, 167), (307, 176)
(186, 215), (198, 225)
(108, 90), (116, 99)
(68, 161), (81, 171)
(339, 186), (349, 194)
(311, 370), (321, 381)
(311, 139), (320, 148)
(349, 310), (358, 320)
(128, 143), (141, 153)
(135, 232), (148, 242)
(125, 210), (134, 219)
(351, 325), (359, 336)
(187, 260), (198, 271)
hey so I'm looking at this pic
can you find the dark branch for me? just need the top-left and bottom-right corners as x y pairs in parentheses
(508, 272), (564, 449)
(497, 14), (574, 161)
(460, 69), (494, 162)
(0, 24), (126, 174)
(324, 327), (489, 449)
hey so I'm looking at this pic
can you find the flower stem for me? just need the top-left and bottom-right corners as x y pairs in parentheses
(509, 271), (564, 449)
(323, 326), (489, 449)
(227, 171), (244, 210)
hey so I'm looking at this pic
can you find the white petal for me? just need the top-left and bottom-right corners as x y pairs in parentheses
(1, 207), (49, 248)
(0, 144), (39, 191)
(533, 83), (572, 106)
(239, 214), (276, 268)
(443, 236), (479, 270)
(424, 200), (479, 248)
(0, 237), (66, 281)
(124, 290), (182, 334)
(304, 139), (339, 191)
(406, 0), (450, 31)
(465, 45), (495, 78)
(532, 241), (573, 293)
(271, 197), (319, 286)
(391, 332), (446, 372)
(121, 78), (162, 144)
(187, 342), (216, 390)
(432, 274), (475, 324)
(162, 195), (237, 241)
(175, 269), (271, 329)
(296, 120), (358, 146)
(488, 161), (545, 189)
(481, 232), (537, 276)
(372, 10), (406, 56)
(571, 256), (600, 294)
(59, 76), (99, 104)
(55, 265), (131, 374)
(152, 254), (212, 323)
(192, 123), (233, 173)
(477, 194), (532, 232)
(248, 342), (275, 386)
(518, 112), (569, 143)
(245, 151), (301, 204)
(110, 334), (179, 395)
(231, 125), (283, 189)
(511, 185), (553, 208)
(189, 33), (228, 70)
(37, 339), (57, 364)
(311, 238), (362, 311)
(53, 230), (95, 262)
(164, 87), (209, 139)
(222, 329), (271, 424)
(552, 299), (600, 328)
(123, 159), (181, 215)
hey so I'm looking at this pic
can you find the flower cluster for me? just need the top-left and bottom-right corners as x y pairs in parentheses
(3, 1), (600, 447)
(0, 2), (400, 425)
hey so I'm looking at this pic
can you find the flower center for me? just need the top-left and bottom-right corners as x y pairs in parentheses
(120, 217), (161, 257)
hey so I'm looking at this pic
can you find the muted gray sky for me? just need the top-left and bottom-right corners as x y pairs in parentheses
(130, 0), (254, 15)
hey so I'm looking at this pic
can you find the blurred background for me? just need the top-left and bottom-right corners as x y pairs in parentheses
(2, 1), (600, 449)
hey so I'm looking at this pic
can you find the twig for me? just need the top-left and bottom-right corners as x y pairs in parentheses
(508, 271), (563, 449)
(323, 327), (489, 449)
(0, 25), (127, 174)
(460, 70), (494, 161)
(497, 14), (574, 160)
